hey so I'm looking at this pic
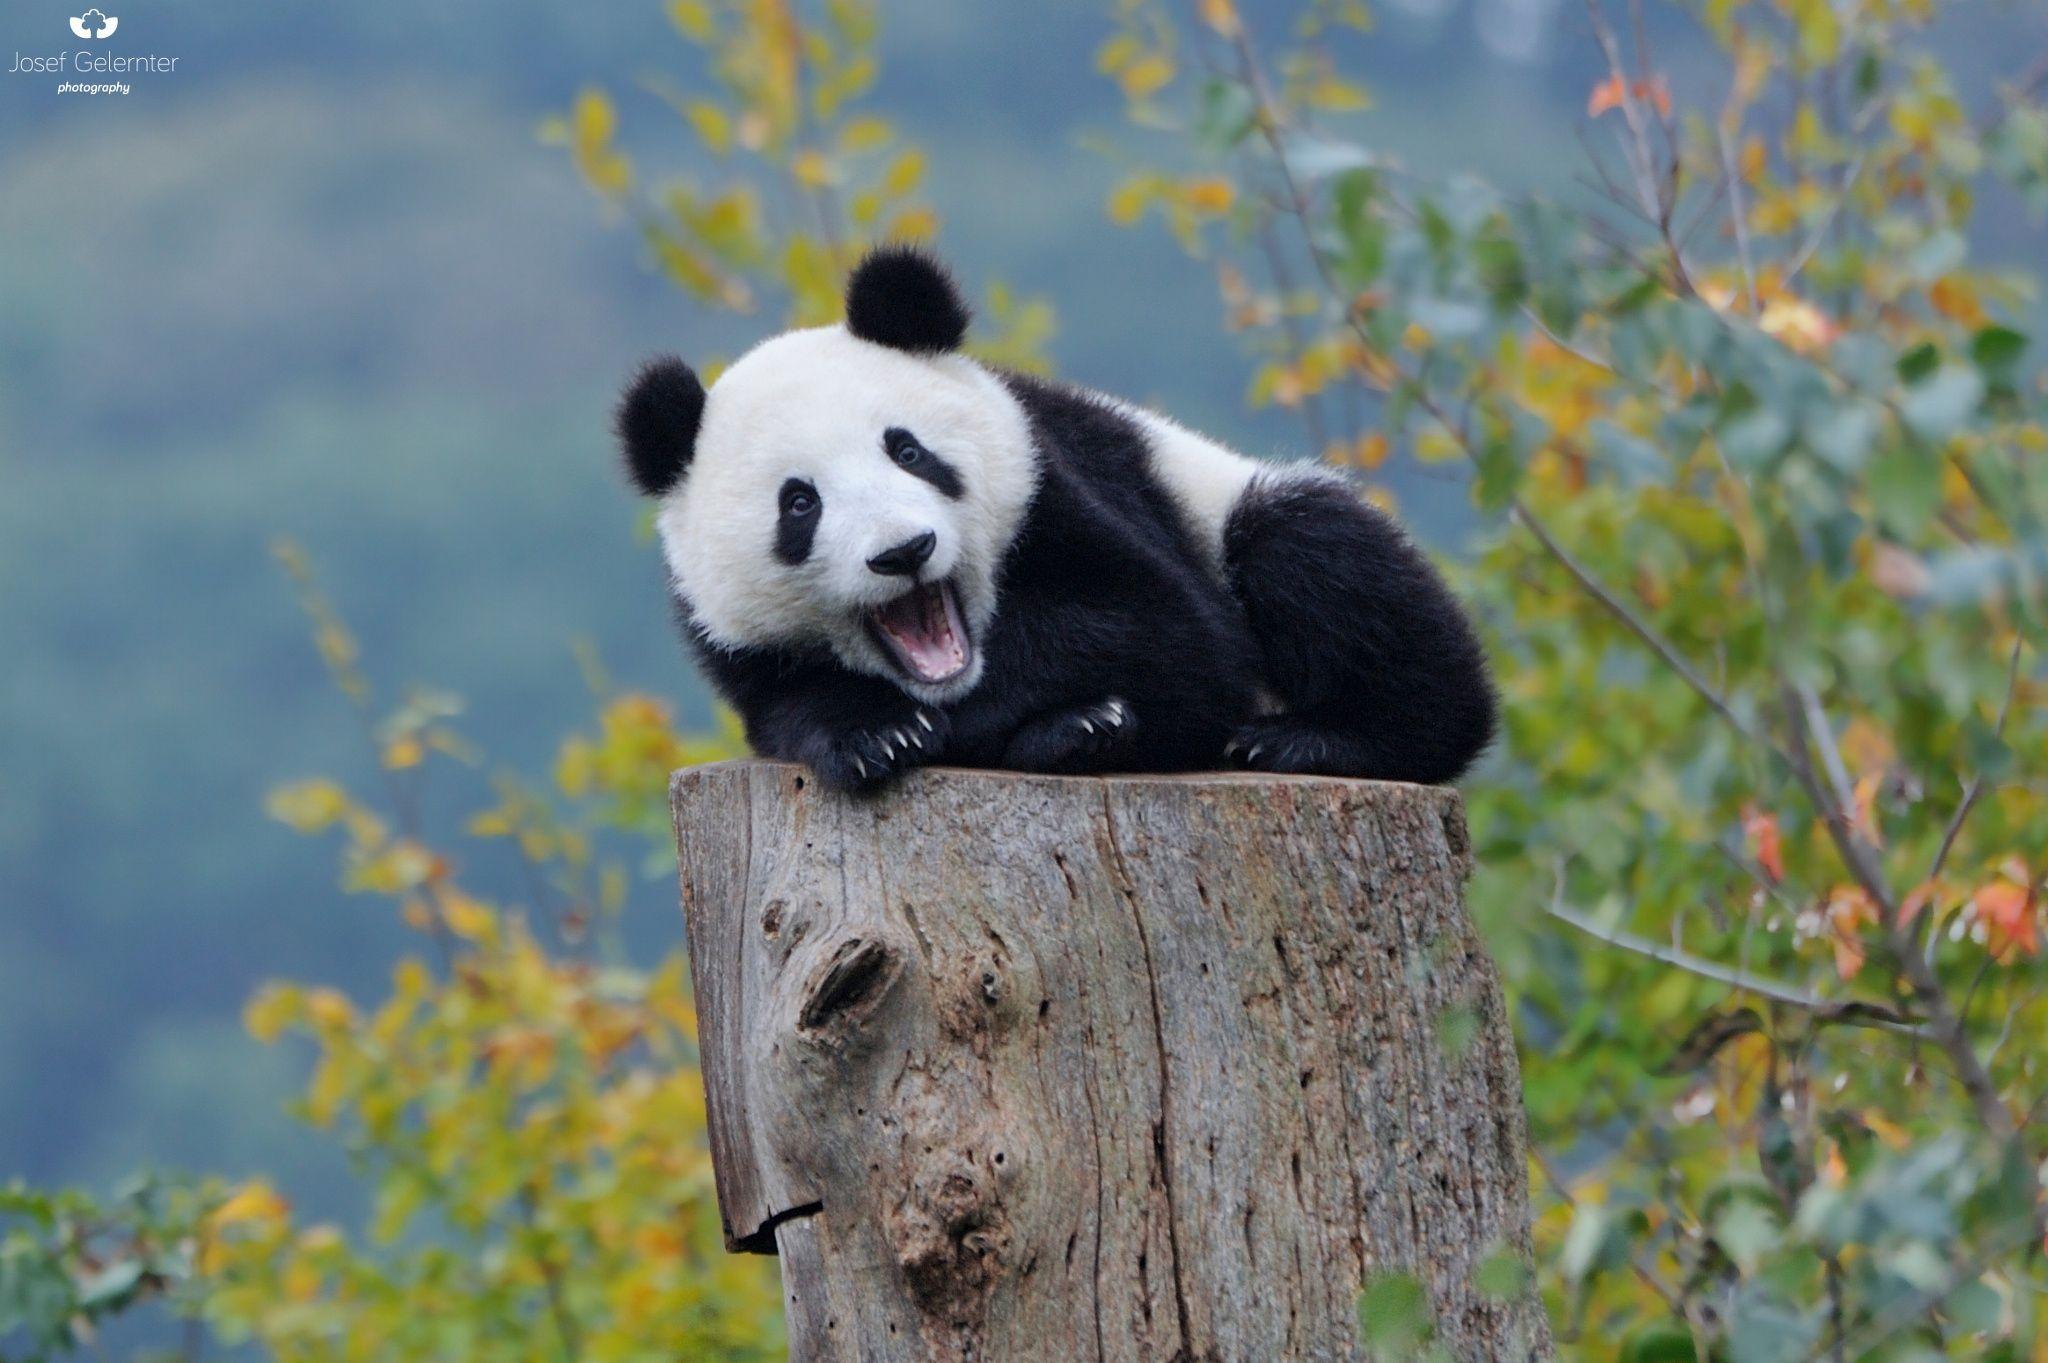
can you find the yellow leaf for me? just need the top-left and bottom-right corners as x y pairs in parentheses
(1183, 177), (1235, 214)
(1758, 296), (1838, 355)
(685, 101), (731, 155)
(382, 735), (424, 770)
(266, 779), (351, 833)
(882, 149), (925, 197)
(439, 890), (498, 943)
(1108, 176), (1154, 226)
(1198, 0), (1240, 37)
(210, 1181), (290, 1230)
(304, 987), (356, 1030)
(886, 207), (939, 241)
(668, 0), (714, 42)
(791, 150), (833, 190)
(1119, 54), (1175, 101)
(244, 984), (302, 1043)
(1308, 77), (1372, 113)
(839, 115), (892, 154)
(1095, 33), (1140, 76)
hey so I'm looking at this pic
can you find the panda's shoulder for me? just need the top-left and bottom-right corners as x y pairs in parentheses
(995, 370), (1151, 473)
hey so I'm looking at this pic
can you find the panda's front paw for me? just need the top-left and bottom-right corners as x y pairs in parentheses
(811, 708), (948, 794)
(1002, 697), (1135, 774)
(1224, 717), (1349, 776)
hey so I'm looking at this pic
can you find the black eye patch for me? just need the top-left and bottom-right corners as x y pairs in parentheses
(882, 427), (964, 501)
(776, 477), (820, 565)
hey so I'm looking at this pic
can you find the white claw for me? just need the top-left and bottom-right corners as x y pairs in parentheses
(1246, 744), (1265, 763)
(854, 755), (869, 779)
(1080, 719), (1096, 734)
(917, 712), (934, 732)
(880, 739), (896, 761)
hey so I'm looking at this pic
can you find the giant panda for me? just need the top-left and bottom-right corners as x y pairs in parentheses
(616, 245), (1495, 794)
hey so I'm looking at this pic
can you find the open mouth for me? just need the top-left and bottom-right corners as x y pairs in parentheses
(866, 578), (973, 685)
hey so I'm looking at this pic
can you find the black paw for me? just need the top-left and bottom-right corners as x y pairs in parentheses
(811, 708), (948, 793)
(1002, 697), (1136, 773)
(1224, 718), (1352, 777)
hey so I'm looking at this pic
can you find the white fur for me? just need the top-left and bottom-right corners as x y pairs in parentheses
(1119, 403), (1347, 572)
(656, 326), (1037, 704)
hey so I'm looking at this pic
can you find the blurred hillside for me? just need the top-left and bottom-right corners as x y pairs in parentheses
(1, 0), (2039, 1213)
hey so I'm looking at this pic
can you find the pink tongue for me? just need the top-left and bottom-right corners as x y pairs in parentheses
(878, 589), (962, 680)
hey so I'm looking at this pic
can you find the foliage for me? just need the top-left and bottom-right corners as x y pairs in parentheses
(194, 551), (777, 1363)
(1, 1177), (218, 1362)
(542, 0), (1053, 371)
(1099, 0), (2048, 1358)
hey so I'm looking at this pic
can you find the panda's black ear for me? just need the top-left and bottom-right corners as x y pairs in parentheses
(844, 245), (970, 353)
(616, 356), (705, 497)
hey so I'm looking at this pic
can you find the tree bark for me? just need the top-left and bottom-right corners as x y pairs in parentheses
(673, 760), (1553, 1363)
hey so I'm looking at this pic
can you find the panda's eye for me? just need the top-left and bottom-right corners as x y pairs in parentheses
(884, 427), (923, 467)
(779, 479), (818, 517)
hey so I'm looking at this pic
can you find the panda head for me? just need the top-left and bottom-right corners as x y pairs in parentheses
(616, 246), (1036, 704)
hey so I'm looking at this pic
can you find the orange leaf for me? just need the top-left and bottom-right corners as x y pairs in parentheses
(1974, 879), (2040, 961)
(1587, 74), (1673, 118)
(1896, 879), (1939, 930)
(1743, 805), (1784, 883)
(1849, 773), (1884, 848)
(1825, 886), (1877, 980)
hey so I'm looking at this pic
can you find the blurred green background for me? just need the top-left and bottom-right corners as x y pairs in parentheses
(0, 0), (2038, 1216)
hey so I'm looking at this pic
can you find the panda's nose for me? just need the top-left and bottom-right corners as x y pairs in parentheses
(867, 530), (937, 577)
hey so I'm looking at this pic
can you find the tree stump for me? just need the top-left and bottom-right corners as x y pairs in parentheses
(672, 760), (1553, 1363)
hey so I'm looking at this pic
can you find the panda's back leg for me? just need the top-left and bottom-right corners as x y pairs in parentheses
(1220, 473), (1496, 784)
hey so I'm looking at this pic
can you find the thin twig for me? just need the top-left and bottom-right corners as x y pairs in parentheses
(1927, 637), (2025, 887)
(1544, 892), (1926, 1037)
(1717, 124), (1760, 313)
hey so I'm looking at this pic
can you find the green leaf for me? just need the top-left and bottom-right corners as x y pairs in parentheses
(1803, 400), (1881, 475)
(1472, 1248), (1530, 1300)
(76, 1258), (146, 1312)
(1718, 407), (1793, 470)
(1971, 325), (2027, 378)
(1895, 340), (1940, 384)
(1899, 363), (1985, 441)
(1195, 78), (1258, 150)
(1906, 228), (1967, 281)
(1358, 1271), (1432, 1352)
(1868, 445), (1943, 537)
(1620, 1324), (1700, 1363)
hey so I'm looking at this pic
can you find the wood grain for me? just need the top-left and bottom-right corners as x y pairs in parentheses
(673, 760), (1553, 1362)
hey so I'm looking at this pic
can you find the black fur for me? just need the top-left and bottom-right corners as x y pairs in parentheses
(669, 375), (1494, 794)
(1222, 478), (1496, 783)
(616, 356), (705, 497)
(845, 247), (970, 353)
(884, 427), (965, 499)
